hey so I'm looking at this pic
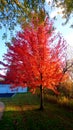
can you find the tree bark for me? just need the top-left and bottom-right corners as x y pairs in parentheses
(39, 85), (44, 110)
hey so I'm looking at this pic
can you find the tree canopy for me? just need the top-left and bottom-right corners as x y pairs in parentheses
(54, 0), (73, 16)
(0, 17), (68, 109)
(0, 0), (73, 38)
(0, 0), (45, 29)
(0, 0), (46, 40)
(52, 0), (73, 25)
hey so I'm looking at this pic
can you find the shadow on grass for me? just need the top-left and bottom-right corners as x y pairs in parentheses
(0, 104), (73, 130)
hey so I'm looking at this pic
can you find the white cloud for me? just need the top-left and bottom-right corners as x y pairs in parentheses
(65, 33), (73, 47)
(45, 0), (52, 4)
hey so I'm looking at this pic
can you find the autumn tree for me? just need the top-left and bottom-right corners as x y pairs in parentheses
(0, 18), (68, 110)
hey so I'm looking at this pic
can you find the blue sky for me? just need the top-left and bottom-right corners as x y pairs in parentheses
(0, 25), (21, 62)
(45, 0), (73, 47)
(0, 0), (73, 67)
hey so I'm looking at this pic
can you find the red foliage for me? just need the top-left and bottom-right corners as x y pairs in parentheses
(1, 18), (68, 94)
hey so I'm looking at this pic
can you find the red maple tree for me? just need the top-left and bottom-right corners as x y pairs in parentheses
(1, 18), (68, 109)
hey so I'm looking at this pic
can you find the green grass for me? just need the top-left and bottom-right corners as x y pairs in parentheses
(0, 92), (73, 130)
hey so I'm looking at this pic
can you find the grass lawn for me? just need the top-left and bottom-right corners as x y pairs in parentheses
(0, 92), (73, 130)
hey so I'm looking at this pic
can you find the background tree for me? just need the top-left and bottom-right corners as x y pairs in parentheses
(0, 0), (73, 27)
(0, 0), (45, 40)
(59, 79), (73, 98)
(0, 17), (68, 110)
(0, 0), (73, 40)
(51, 0), (73, 25)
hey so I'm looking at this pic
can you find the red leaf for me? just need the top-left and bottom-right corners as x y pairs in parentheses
(1, 17), (68, 94)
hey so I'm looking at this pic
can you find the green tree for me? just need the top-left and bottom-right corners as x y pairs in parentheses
(0, 0), (73, 41)
(52, 0), (73, 25)
(0, 0), (73, 31)
(0, 0), (45, 31)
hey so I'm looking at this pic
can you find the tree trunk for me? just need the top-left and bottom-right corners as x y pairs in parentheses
(39, 85), (44, 110)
